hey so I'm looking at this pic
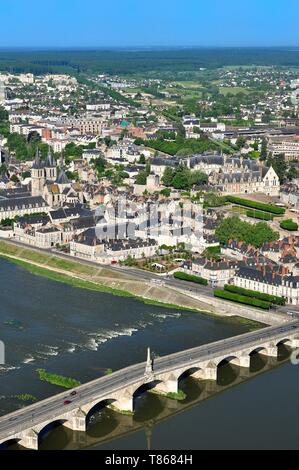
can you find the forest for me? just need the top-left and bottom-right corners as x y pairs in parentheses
(0, 48), (299, 76)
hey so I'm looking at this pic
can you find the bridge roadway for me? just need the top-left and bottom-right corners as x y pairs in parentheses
(1, 320), (299, 448)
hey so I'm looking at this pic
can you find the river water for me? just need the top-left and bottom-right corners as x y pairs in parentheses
(0, 259), (298, 450)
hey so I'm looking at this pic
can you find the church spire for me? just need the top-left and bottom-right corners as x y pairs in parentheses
(45, 147), (55, 167)
(32, 148), (42, 169)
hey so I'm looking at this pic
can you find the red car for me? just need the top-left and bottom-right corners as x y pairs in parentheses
(64, 400), (72, 405)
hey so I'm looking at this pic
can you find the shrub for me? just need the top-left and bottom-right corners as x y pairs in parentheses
(224, 284), (286, 306)
(246, 210), (273, 221)
(174, 271), (208, 285)
(280, 219), (299, 231)
(226, 196), (285, 215)
(214, 289), (271, 310)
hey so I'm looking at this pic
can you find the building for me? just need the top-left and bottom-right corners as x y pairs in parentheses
(0, 196), (49, 221)
(0, 81), (6, 104)
(234, 266), (299, 305)
(268, 137), (299, 161)
(31, 150), (57, 197)
(186, 257), (240, 287)
(70, 227), (157, 263)
(211, 165), (280, 196)
(31, 150), (83, 208)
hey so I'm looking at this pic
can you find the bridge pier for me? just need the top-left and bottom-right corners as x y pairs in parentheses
(262, 344), (278, 358)
(238, 355), (251, 368)
(113, 391), (134, 414)
(19, 429), (39, 450)
(202, 365), (217, 381)
(289, 338), (299, 349)
(64, 409), (87, 432)
(154, 374), (178, 395)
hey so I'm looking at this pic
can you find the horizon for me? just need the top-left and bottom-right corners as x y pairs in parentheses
(1, 46), (299, 51)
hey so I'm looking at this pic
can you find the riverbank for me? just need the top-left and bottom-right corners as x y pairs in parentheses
(0, 240), (266, 329)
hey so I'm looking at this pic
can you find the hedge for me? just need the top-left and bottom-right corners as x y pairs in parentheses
(226, 196), (285, 215)
(246, 209), (273, 221)
(224, 284), (285, 306)
(280, 219), (299, 231)
(174, 272), (208, 285)
(214, 289), (272, 310)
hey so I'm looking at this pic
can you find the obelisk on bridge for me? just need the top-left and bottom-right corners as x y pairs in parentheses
(145, 347), (154, 377)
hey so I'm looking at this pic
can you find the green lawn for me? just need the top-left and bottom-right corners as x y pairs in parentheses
(219, 87), (251, 95)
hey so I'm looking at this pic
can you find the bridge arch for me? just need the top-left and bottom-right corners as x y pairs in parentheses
(249, 346), (267, 355)
(177, 367), (204, 383)
(276, 338), (292, 347)
(0, 438), (21, 449)
(133, 380), (162, 400)
(217, 355), (240, 368)
(216, 356), (241, 386)
(85, 399), (116, 427)
(37, 419), (68, 447)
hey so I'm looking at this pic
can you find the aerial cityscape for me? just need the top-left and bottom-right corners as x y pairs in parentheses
(1, 0), (299, 456)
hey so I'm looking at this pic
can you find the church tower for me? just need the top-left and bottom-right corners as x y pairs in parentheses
(44, 148), (57, 181)
(31, 150), (45, 196)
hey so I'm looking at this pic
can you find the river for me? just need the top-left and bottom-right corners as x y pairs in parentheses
(0, 258), (298, 450)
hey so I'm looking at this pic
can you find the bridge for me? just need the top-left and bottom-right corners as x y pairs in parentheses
(1, 320), (299, 450)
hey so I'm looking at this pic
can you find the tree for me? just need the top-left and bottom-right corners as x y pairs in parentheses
(288, 166), (299, 180)
(260, 138), (268, 161)
(190, 170), (208, 186)
(27, 131), (41, 145)
(65, 170), (79, 181)
(160, 188), (171, 197)
(236, 136), (246, 149)
(138, 154), (146, 164)
(162, 167), (175, 187)
(136, 169), (149, 185)
(134, 138), (144, 146)
(93, 156), (106, 177)
(172, 168), (191, 190)
(176, 148), (193, 157)
(267, 154), (287, 182)
(215, 216), (279, 248)
(64, 143), (83, 158)
(10, 174), (19, 183)
(0, 106), (8, 122)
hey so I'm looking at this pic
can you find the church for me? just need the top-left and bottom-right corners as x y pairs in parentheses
(31, 150), (83, 208)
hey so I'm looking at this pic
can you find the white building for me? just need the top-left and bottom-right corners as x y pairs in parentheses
(234, 266), (299, 305)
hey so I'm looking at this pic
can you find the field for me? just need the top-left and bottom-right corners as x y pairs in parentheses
(219, 87), (251, 95)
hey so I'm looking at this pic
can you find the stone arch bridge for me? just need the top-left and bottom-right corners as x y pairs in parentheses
(1, 320), (299, 450)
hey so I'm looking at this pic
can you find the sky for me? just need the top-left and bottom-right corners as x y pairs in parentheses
(0, 0), (298, 48)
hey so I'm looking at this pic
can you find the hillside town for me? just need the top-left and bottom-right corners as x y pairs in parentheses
(1, 67), (299, 307)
